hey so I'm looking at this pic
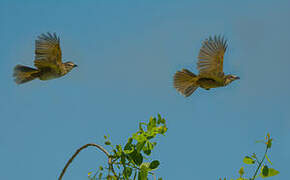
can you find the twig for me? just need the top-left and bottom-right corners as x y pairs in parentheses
(58, 143), (116, 180)
(250, 147), (269, 180)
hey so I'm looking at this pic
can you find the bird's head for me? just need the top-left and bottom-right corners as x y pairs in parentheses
(64, 61), (78, 72)
(224, 74), (240, 85)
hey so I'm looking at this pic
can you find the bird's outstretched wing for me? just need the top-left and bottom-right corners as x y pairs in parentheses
(34, 32), (62, 73)
(197, 35), (227, 81)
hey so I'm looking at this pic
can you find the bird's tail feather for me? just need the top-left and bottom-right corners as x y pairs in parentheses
(173, 69), (198, 97)
(13, 65), (40, 84)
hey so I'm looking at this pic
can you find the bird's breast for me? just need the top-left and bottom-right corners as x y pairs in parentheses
(38, 68), (63, 80)
(197, 78), (224, 89)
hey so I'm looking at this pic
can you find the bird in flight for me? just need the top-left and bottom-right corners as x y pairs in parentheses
(13, 32), (77, 84)
(173, 35), (239, 97)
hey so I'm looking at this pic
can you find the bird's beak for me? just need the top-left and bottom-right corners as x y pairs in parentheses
(235, 76), (240, 80)
(74, 64), (78, 68)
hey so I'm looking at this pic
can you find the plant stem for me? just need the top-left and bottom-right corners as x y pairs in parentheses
(129, 164), (156, 176)
(58, 143), (116, 180)
(251, 147), (268, 180)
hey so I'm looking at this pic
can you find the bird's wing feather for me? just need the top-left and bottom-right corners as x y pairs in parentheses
(197, 35), (227, 81)
(34, 32), (62, 73)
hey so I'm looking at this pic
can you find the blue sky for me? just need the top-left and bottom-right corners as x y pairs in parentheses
(0, 0), (289, 179)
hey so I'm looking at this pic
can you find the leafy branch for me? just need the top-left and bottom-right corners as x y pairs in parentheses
(220, 133), (279, 180)
(58, 114), (167, 180)
(58, 143), (116, 180)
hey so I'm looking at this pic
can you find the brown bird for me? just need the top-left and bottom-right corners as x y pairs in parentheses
(173, 35), (239, 97)
(13, 32), (77, 84)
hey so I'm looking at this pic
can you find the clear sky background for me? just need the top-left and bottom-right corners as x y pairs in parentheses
(0, 0), (289, 179)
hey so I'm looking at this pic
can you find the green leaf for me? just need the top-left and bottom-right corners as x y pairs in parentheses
(251, 153), (257, 159)
(125, 137), (133, 148)
(260, 166), (279, 178)
(98, 172), (103, 179)
(149, 160), (160, 170)
(133, 133), (147, 143)
(157, 114), (166, 124)
(158, 126), (167, 135)
(139, 123), (144, 132)
(132, 133), (138, 140)
(124, 138), (134, 154)
(157, 114), (162, 121)
(130, 151), (143, 166)
(105, 141), (111, 145)
(135, 153), (143, 166)
(158, 178), (163, 180)
(138, 170), (148, 180)
(121, 153), (126, 165)
(268, 168), (279, 177)
(123, 167), (132, 178)
(138, 163), (149, 180)
(143, 141), (154, 156)
(146, 141), (154, 150)
(114, 145), (122, 156)
(146, 131), (158, 140)
(157, 114), (165, 124)
(148, 117), (157, 130)
(239, 167), (245, 177)
(99, 166), (104, 171)
(116, 145), (122, 152)
(139, 122), (147, 127)
(255, 140), (264, 144)
(243, 156), (255, 164)
(265, 154), (272, 165)
(262, 165), (269, 177)
(143, 149), (151, 156)
(136, 141), (146, 153)
(123, 145), (134, 154)
(140, 162), (150, 169)
(107, 175), (116, 180)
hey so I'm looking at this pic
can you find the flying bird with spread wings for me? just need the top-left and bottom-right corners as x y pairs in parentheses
(173, 35), (239, 97)
(13, 32), (77, 84)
